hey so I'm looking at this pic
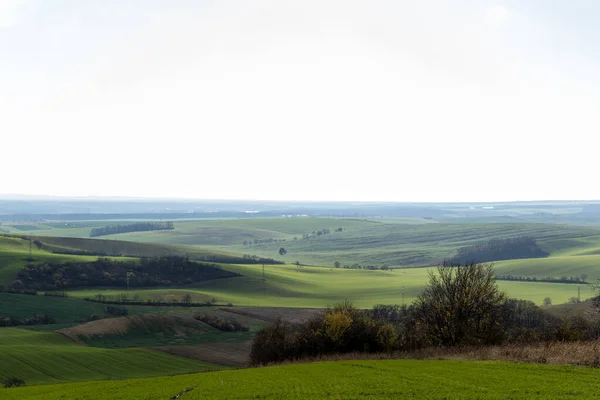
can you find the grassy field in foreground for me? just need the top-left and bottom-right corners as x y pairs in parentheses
(4, 359), (600, 399)
(0, 328), (220, 385)
(67, 263), (589, 307)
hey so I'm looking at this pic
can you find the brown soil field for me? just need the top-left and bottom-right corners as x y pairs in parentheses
(223, 307), (322, 324)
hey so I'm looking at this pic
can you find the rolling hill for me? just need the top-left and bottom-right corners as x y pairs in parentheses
(65, 262), (589, 306)
(0, 328), (220, 386)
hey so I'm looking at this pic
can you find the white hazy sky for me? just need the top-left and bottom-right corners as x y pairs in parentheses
(2, 1), (599, 202)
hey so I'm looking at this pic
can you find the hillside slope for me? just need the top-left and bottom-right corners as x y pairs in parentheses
(0, 328), (220, 385)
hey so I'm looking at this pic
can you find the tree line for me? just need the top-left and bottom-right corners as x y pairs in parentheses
(242, 227), (344, 246)
(333, 262), (391, 270)
(297, 227), (343, 241)
(242, 254), (284, 264)
(243, 238), (286, 246)
(84, 293), (232, 307)
(497, 274), (589, 284)
(0, 314), (55, 327)
(89, 221), (175, 237)
(12, 256), (238, 291)
(250, 262), (600, 365)
(451, 236), (548, 264)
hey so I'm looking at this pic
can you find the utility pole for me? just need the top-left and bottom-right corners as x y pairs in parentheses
(578, 286), (581, 303)
(262, 264), (266, 298)
(401, 285), (405, 308)
(126, 272), (133, 299)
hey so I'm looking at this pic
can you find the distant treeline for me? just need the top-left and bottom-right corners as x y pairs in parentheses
(0, 287), (37, 295)
(12, 256), (238, 291)
(334, 263), (391, 271)
(242, 254), (284, 264)
(0, 314), (55, 327)
(84, 293), (232, 307)
(242, 228), (344, 246)
(497, 274), (589, 284)
(298, 228), (343, 241)
(90, 222), (174, 237)
(243, 238), (286, 246)
(299, 228), (343, 240)
(451, 236), (548, 264)
(50, 249), (281, 265)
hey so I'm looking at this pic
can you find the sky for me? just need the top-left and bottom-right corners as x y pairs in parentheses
(2, 0), (600, 202)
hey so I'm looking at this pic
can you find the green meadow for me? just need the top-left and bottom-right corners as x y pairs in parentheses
(67, 263), (589, 307)
(0, 328), (220, 386)
(0, 292), (231, 324)
(4, 359), (600, 399)
(8, 218), (600, 267)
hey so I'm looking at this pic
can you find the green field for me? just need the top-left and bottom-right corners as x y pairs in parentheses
(96, 220), (600, 267)
(9, 218), (600, 267)
(5, 218), (600, 309)
(0, 292), (233, 324)
(0, 293), (108, 322)
(4, 359), (600, 399)
(66, 263), (589, 306)
(0, 328), (220, 386)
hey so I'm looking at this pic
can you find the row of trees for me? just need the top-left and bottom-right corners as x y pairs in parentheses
(242, 254), (284, 264)
(333, 262), (391, 270)
(242, 227), (344, 246)
(243, 238), (286, 246)
(89, 222), (175, 237)
(250, 262), (600, 364)
(451, 236), (549, 264)
(84, 293), (230, 307)
(297, 228), (343, 241)
(498, 274), (588, 284)
(12, 256), (238, 290)
(0, 314), (55, 327)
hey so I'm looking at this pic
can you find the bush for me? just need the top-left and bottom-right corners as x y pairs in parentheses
(105, 305), (128, 316)
(86, 314), (101, 322)
(3, 377), (25, 388)
(195, 314), (249, 332)
(250, 301), (398, 365)
(250, 318), (293, 365)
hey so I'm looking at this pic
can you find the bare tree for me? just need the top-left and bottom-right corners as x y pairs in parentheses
(414, 261), (506, 346)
